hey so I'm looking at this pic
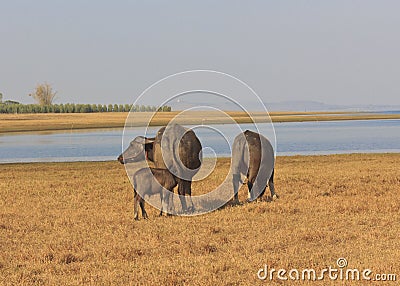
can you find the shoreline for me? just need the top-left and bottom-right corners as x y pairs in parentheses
(1, 152), (399, 165)
(1, 111), (400, 134)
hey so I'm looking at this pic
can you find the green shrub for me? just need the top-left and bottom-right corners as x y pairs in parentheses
(0, 103), (171, 113)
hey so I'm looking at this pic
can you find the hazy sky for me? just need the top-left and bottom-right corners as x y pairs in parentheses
(1, 1), (399, 106)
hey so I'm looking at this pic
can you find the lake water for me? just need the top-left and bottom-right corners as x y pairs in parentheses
(0, 119), (399, 163)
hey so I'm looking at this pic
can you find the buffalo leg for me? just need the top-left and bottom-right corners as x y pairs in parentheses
(159, 192), (164, 216)
(247, 181), (254, 201)
(232, 174), (241, 203)
(178, 179), (195, 212)
(133, 190), (140, 220)
(186, 180), (195, 212)
(139, 198), (148, 219)
(269, 169), (278, 200)
(177, 179), (187, 212)
(166, 190), (175, 216)
(160, 189), (170, 216)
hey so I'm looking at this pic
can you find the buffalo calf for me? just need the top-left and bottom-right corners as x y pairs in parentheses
(132, 167), (177, 220)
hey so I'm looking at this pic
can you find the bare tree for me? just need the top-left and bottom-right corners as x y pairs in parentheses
(29, 83), (57, 105)
(0, 92), (3, 103)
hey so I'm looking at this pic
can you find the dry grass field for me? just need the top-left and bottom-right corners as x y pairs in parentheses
(1, 154), (399, 285)
(1, 111), (400, 133)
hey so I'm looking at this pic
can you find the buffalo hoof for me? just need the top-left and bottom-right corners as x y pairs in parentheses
(229, 199), (241, 206)
(246, 198), (256, 203)
(134, 217), (139, 221)
(272, 194), (279, 201)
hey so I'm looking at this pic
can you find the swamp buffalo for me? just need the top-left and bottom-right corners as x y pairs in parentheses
(118, 124), (202, 212)
(231, 130), (277, 203)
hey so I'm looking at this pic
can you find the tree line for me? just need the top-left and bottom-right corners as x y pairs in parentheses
(0, 103), (172, 114)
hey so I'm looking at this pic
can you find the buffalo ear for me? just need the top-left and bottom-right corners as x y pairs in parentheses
(133, 136), (155, 145)
(144, 137), (155, 144)
(144, 137), (155, 152)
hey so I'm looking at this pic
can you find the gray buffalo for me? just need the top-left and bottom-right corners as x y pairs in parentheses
(132, 167), (177, 220)
(231, 130), (277, 203)
(118, 124), (202, 212)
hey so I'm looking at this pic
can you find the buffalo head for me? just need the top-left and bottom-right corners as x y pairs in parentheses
(117, 136), (155, 164)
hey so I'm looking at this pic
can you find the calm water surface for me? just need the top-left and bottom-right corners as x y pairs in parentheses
(0, 120), (399, 163)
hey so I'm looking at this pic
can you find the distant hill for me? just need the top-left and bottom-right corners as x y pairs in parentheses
(171, 98), (400, 112)
(266, 100), (400, 112)
(266, 101), (344, 112)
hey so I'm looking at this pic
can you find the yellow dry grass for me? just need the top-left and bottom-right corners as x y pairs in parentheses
(1, 111), (400, 133)
(0, 154), (399, 285)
